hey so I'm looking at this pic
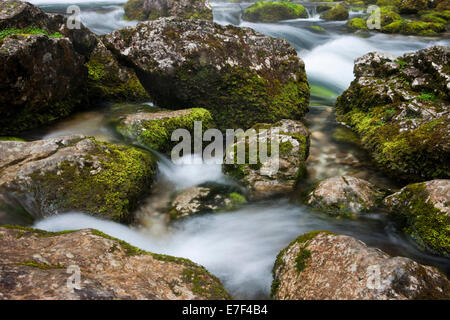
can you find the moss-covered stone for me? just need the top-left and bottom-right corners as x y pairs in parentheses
(383, 180), (450, 257)
(336, 47), (449, 182)
(86, 41), (150, 103)
(116, 108), (213, 153)
(103, 18), (310, 130)
(123, 0), (213, 21)
(320, 4), (349, 21)
(346, 17), (368, 30)
(242, 1), (308, 22)
(382, 19), (446, 35)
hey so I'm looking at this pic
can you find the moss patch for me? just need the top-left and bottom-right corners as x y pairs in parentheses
(242, 1), (308, 22)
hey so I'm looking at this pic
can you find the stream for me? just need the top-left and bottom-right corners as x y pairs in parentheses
(15, 0), (450, 299)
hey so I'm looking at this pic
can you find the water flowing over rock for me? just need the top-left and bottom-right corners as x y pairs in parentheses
(383, 179), (450, 257)
(306, 176), (385, 216)
(0, 226), (231, 300)
(102, 17), (310, 129)
(0, 1), (98, 135)
(124, 0), (213, 21)
(116, 108), (213, 153)
(223, 119), (310, 199)
(0, 135), (157, 223)
(271, 231), (450, 300)
(335, 46), (450, 182)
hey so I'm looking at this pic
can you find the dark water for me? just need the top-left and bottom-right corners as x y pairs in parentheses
(7, 0), (450, 299)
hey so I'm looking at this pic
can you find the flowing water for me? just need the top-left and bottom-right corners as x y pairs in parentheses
(8, 0), (450, 299)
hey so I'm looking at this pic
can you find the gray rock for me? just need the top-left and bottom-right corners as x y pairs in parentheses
(383, 179), (450, 256)
(102, 17), (309, 129)
(0, 135), (157, 222)
(272, 231), (450, 299)
(306, 176), (385, 216)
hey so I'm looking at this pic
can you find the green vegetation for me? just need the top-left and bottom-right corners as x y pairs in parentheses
(16, 260), (65, 270)
(308, 25), (326, 33)
(388, 183), (450, 256)
(117, 108), (213, 153)
(382, 19), (446, 35)
(29, 139), (157, 222)
(320, 4), (349, 21)
(346, 18), (368, 30)
(271, 231), (334, 297)
(242, 1), (308, 22)
(0, 26), (62, 42)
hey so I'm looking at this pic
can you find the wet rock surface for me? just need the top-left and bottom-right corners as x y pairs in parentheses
(102, 17), (309, 129)
(223, 119), (310, 199)
(124, 0), (213, 21)
(168, 183), (247, 220)
(0, 135), (156, 223)
(306, 176), (385, 216)
(383, 179), (450, 256)
(336, 46), (450, 182)
(116, 108), (213, 153)
(272, 231), (450, 300)
(0, 1), (98, 135)
(0, 226), (231, 300)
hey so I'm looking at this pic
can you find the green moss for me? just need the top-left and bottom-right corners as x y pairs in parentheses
(0, 136), (25, 141)
(29, 139), (156, 222)
(388, 183), (450, 256)
(117, 108), (213, 153)
(332, 127), (360, 145)
(321, 4), (349, 21)
(0, 27), (62, 42)
(123, 0), (212, 21)
(382, 19), (446, 35)
(181, 268), (232, 300)
(242, 1), (308, 22)
(308, 25), (326, 33)
(227, 192), (247, 208)
(346, 18), (368, 30)
(1, 225), (77, 237)
(16, 260), (65, 270)
(271, 230), (334, 297)
(417, 92), (438, 102)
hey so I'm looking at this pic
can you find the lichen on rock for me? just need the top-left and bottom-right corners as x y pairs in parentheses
(223, 119), (310, 199)
(335, 46), (450, 182)
(0, 226), (231, 299)
(123, 0), (213, 21)
(271, 231), (450, 299)
(102, 17), (310, 130)
(383, 179), (450, 257)
(0, 135), (157, 223)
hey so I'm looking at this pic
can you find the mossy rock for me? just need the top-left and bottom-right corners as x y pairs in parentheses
(86, 40), (150, 103)
(123, 0), (213, 21)
(320, 4), (349, 21)
(398, 0), (428, 13)
(116, 108), (213, 153)
(0, 136), (157, 223)
(383, 180), (450, 257)
(335, 47), (450, 181)
(382, 19), (446, 35)
(308, 25), (326, 33)
(346, 17), (368, 30)
(242, 1), (308, 22)
(103, 18), (310, 130)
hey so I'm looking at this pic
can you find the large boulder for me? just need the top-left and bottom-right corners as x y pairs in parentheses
(242, 1), (308, 22)
(223, 119), (310, 198)
(0, 226), (231, 300)
(272, 231), (450, 299)
(102, 18), (310, 129)
(86, 40), (150, 102)
(123, 0), (213, 21)
(306, 176), (385, 217)
(116, 108), (213, 153)
(383, 179), (450, 257)
(320, 4), (349, 21)
(0, 1), (98, 135)
(335, 46), (450, 182)
(0, 135), (157, 223)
